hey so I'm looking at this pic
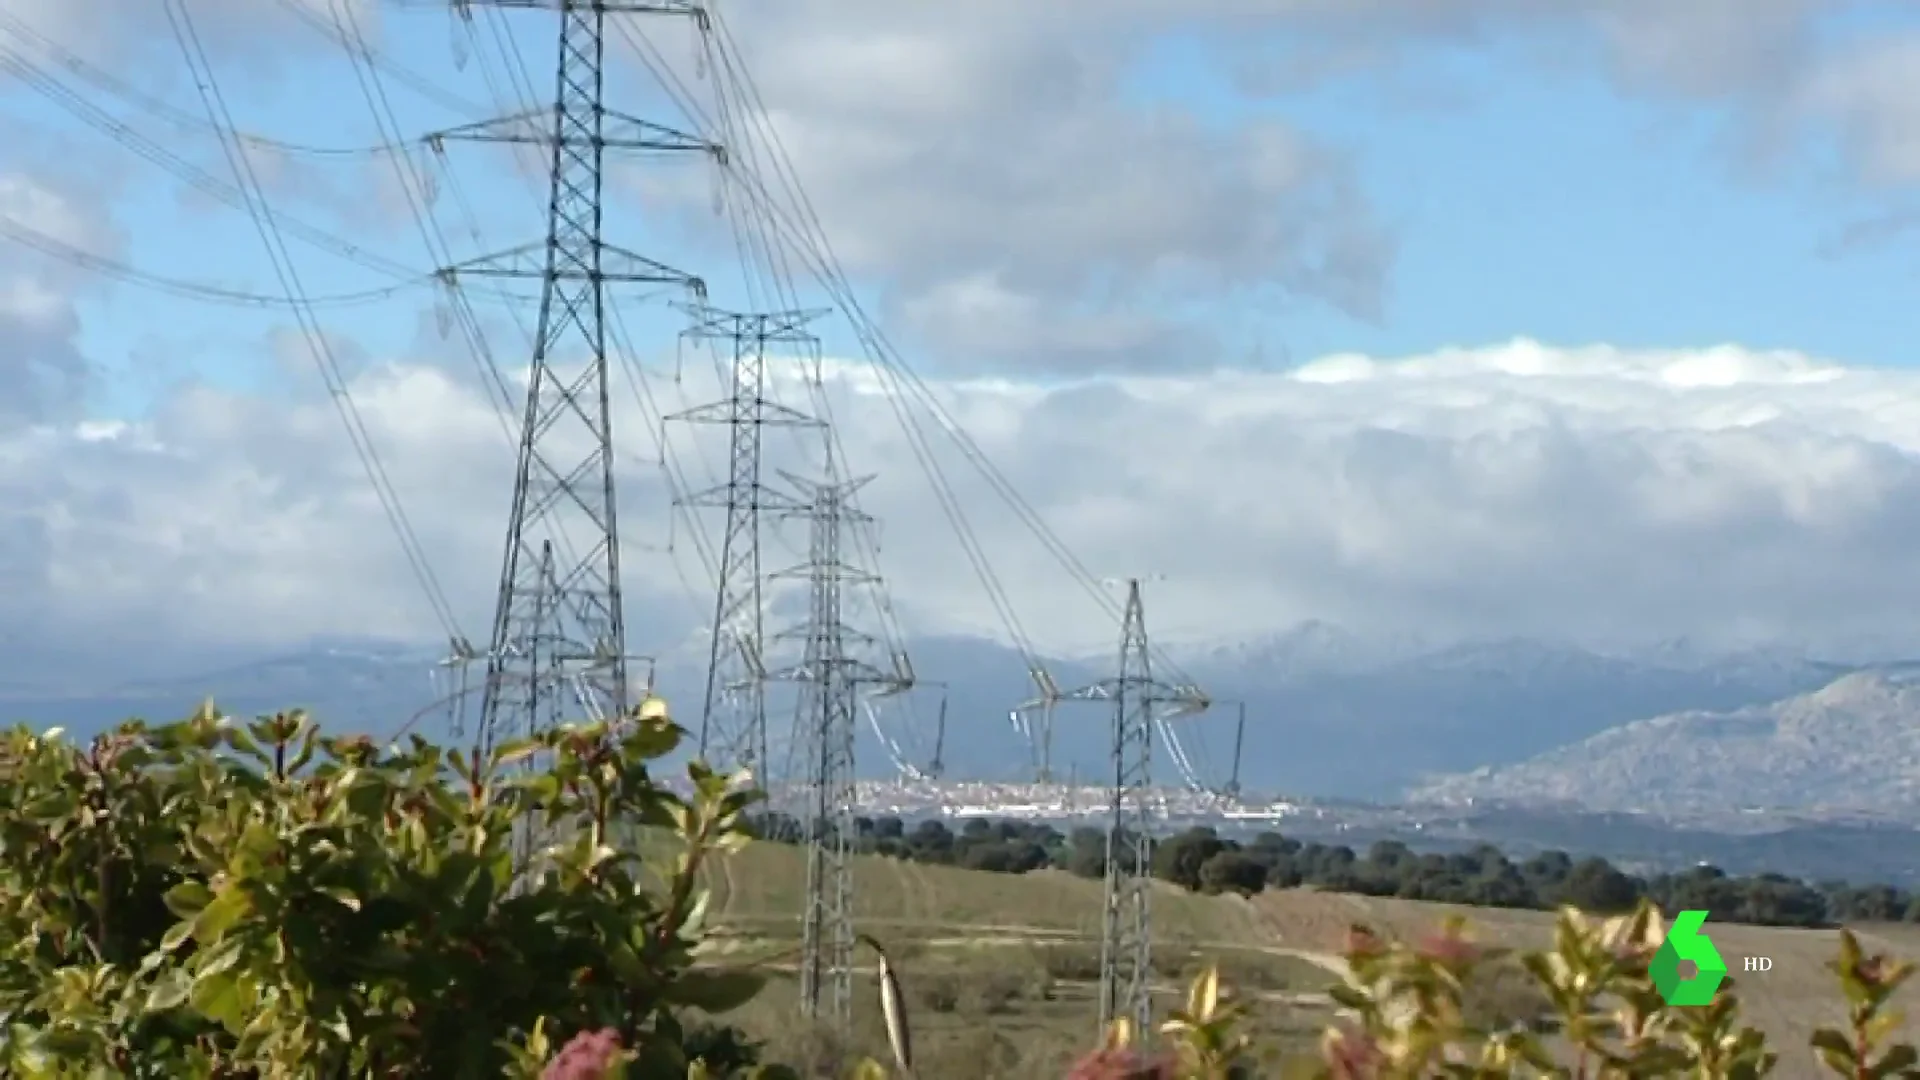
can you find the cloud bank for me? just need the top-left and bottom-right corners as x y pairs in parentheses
(6, 325), (1920, 666)
(11, 1), (1920, 677)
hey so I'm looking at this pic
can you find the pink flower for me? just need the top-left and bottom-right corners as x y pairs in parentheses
(1322, 1023), (1383, 1079)
(1064, 1047), (1177, 1080)
(542, 1028), (625, 1080)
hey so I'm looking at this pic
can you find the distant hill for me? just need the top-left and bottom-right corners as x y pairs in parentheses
(0, 628), (1854, 800)
(1189, 636), (1843, 798)
(1409, 669), (1920, 814)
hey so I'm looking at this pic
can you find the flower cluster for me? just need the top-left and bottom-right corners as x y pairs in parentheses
(540, 1028), (625, 1080)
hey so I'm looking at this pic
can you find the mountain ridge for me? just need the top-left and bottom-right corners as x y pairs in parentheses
(1409, 668), (1920, 814)
(0, 626), (1860, 799)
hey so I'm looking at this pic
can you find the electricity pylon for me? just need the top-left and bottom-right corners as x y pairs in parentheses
(427, 0), (718, 757)
(667, 306), (826, 783)
(1009, 664), (1063, 782)
(767, 471), (903, 1030)
(1056, 578), (1208, 1038)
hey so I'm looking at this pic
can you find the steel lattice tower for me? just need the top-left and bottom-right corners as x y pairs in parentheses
(1057, 578), (1207, 1037)
(429, 0), (717, 756)
(667, 306), (826, 783)
(768, 472), (899, 1028)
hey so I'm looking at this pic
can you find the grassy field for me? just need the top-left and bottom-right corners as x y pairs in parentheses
(687, 840), (1920, 1077)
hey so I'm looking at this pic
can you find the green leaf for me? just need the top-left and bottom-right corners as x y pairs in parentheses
(162, 880), (213, 919)
(1327, 985), (1372, 1010)
(490, 738), (539, 770)
(159, 919), (194, 954)
(190, 885), (251, 943)
(669, 968), (766, 1013)
(1811, 1028), (1858, 1065)
(619, 721), (681, 763)
(343, 773), (387, 819)
(1871, 1043), (1919, 1078)
(196, 938), (245, 981)
(23, 794), (74, 823)
(188, 970), (247, 1032)
(145, 969), (192, 1012)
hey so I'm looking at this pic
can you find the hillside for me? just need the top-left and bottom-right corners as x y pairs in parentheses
(0, 630), (1846, 798)
(697, 838), (1920, 1078)
(1410, 669), (1920, 813)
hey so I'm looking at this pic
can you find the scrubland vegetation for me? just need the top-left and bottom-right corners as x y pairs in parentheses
(4, 701), (1919, 1077)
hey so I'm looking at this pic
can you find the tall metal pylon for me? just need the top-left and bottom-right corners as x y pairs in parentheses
(1057, 578), (1208, 1038)
(767, 472), (902, 1030)
(427, 0), (719, 757)
(667, 306), (826, 783)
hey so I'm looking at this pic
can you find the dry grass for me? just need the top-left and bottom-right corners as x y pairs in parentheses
(681, 838), (1920, 1077)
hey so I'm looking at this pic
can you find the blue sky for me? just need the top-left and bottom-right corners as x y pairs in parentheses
(1132, 19), (1920, 371)
(21, 2), (1920, 664)
(14, 1), (1920, 421)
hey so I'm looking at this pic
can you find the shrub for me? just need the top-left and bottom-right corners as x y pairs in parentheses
(1076, 901), (1919, 1079)
(0, 700), (793, 1077)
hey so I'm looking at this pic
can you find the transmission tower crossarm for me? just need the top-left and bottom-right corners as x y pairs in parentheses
(436, 241), (706, 289)
(673, 478), (809, 510)
(679, 302), (833, 341)
(424, 107), (723, 156)
(667, 397), (818, 429)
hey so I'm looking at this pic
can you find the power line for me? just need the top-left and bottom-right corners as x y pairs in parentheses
(0, 13), (408, 158)
(696, 14), (1208, 692)
(0, 42), (423, 282)
(0, 215), (424, 308)
(159, 0), (463, 643)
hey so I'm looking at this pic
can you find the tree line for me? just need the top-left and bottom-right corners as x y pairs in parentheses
(748, 811), (1920, 928)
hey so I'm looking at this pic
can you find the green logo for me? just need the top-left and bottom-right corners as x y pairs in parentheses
(1651, 909), (1727, 1006)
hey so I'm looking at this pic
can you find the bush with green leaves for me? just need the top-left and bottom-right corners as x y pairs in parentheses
(0, 699), (789, 1078)
(1044, 902), (1920, 1079)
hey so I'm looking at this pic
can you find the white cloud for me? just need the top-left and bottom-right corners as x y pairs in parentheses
(18, 0), (1920, 677)
(623, 0), (1396, 373)
(9, 337), (1920, 665)
(0, 0), (383, 69)
(0, 171), (121, 428)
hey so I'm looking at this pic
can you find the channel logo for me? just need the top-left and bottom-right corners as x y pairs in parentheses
(1651, 909), (1728, 1006)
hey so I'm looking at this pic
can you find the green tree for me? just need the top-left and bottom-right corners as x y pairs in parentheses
(1559, 855), (1640, 913)
(1152, 828), (1227, 891)
(1196, 851), (1266, 897)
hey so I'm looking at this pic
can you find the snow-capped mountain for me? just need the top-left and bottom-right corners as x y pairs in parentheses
(1160, 620), (1431, 676)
